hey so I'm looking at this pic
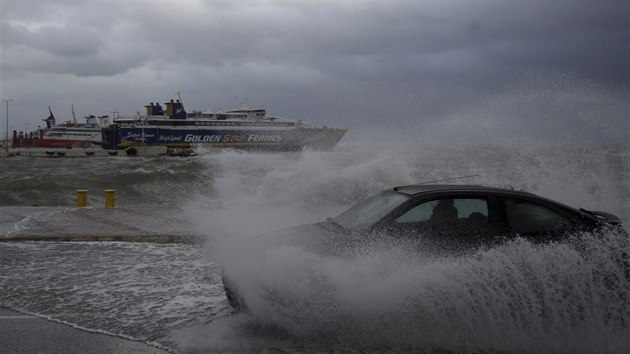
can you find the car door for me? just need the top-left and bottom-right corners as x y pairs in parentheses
(379, 193), (503, 250)
(497, 196), (576, 241)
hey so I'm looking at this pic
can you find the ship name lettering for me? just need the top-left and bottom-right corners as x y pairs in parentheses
(126, 132), (155, 140)
(247, 134), (282, 143)
(223, 135), (247, 143)
(159, 135), (182, 142)
(184, 134), (222, 143)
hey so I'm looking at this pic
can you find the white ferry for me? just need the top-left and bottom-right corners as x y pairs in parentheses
(101, 99), (346, 151)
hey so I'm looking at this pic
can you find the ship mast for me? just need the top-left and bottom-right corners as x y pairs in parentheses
(71, 104), (77, 124)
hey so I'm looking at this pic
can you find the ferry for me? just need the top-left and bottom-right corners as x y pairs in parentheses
(12, 107), (107, 149)
(101, 99), (347, 151)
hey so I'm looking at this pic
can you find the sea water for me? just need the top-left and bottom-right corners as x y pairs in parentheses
(0, 144), (628, 353)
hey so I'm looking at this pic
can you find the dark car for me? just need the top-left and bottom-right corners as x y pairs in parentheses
(222, 184), (625, 310)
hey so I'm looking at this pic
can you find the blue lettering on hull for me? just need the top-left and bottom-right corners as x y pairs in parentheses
(116, 128), (296, 147)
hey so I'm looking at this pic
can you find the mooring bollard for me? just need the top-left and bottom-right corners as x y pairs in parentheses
(104, 189), (116, 208)
(76, 189), (88, 208)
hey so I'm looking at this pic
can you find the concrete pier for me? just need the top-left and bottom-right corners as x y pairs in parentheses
(0, 205), (201, 353)
(0, 206), (200, 244)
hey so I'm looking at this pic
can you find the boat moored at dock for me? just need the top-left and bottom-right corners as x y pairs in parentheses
(12, 107), (107, 149)
(101, 99), (346, 151)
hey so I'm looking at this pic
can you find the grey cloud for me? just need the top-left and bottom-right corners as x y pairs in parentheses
(5, 22), (103, 58)
(38, 25), (103, 58)
(1, 1), (628, 144)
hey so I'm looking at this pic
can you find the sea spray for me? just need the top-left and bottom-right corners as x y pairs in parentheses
(216, 230), (629, 353)
(1, 144), (627, 352)
(184, 144), (628, 352)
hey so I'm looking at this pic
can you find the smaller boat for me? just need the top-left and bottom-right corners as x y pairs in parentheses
(12, 106), (108, 149)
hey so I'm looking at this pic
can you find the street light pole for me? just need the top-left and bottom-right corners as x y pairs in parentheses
(2, 99), (12, 152)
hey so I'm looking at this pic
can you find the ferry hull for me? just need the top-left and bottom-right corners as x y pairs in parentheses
(12, 135), (98, 149)
(38, 139), (95, 149)
(103, 126), (346, 151)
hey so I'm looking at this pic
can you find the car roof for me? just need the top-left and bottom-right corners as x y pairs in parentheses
(392, 184), (537, 197)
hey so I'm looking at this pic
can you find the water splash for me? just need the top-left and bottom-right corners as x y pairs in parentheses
(186, 144), (629, 353)
(204, 230), (629, 353)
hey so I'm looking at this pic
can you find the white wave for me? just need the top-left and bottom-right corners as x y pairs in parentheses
(186, 144), (629, 353)
(0, 242), (222, 347)
(207, 230), (630, 353)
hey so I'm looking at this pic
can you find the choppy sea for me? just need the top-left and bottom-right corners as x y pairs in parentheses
(1, 144), (629, 353)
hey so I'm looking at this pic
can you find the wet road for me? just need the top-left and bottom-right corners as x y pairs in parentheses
(0, 308), (169, 354)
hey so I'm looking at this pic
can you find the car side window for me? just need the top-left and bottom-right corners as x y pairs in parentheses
(392, 197), (492, 251)
(396, 200), (436, 223)
(395, 198), (489, 224)
(501, 198), (573, 235)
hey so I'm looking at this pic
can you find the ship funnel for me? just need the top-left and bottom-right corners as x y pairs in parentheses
(98, 115), (110, 127)
(43, 107), (56, 129)
(85, 114), (98, 125)
(145, 102), (165, 116)
(165, 99), (187, 119)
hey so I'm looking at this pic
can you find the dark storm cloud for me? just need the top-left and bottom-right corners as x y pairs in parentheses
(1, 1), (628, 144)
(4, 21), (102, 58)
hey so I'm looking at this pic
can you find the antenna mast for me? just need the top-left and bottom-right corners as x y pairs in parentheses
(394, 174), (481, 191)
(416, 174), (480, 185)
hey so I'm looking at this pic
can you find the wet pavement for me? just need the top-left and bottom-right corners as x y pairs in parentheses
(0, 207), (206, 353)
(0, 308), (170, 354)
(0, 206), (199, 243)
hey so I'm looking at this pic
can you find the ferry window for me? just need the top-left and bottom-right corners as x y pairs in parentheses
(501, 198), (573, 235)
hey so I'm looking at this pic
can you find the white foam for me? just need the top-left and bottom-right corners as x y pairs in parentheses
(0, 242), (223, 350)
(201, 231), (630, 353)
(186, 144), (629, 352)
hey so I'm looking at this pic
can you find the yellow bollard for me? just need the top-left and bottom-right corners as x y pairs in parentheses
(104, 189), (116, 208)
(76, 189), (88, 208)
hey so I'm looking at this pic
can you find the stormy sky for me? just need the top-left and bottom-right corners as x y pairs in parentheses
(1, 0), (628, 144)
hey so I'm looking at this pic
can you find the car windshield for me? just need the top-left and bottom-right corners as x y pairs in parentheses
(332, 190), (410, 229)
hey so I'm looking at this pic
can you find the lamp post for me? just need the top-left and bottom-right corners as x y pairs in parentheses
(2, 99), (12, 151)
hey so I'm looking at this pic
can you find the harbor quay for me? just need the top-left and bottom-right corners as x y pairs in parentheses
(1, 206), (199, 353)
(0, 205), (199, 244)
